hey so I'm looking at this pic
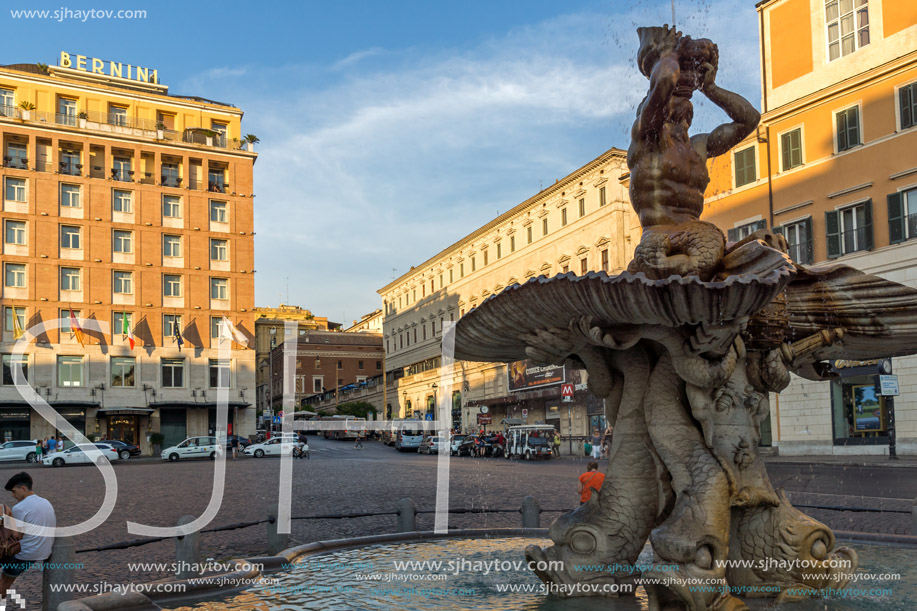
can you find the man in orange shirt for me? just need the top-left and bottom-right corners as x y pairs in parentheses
(578, 461), (605, 504)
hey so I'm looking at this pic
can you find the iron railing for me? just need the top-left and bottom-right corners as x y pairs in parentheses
(841, 226), (869, 254)
(787, 240), (812, 264)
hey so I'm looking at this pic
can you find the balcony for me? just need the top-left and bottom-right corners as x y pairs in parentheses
(841, 226), (870, 255)
(111, 167), (133, 182)
(786, 241), (812, 265)
(59, 160), (82, 176)
(161, 175), (182, 188)
(2, 156), (28, 170)
(207, 179), (226, 194)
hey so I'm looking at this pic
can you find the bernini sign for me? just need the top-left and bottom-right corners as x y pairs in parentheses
(59, 52), (159, 84)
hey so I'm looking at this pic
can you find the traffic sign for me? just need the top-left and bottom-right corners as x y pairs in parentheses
(522, 409), (529, 417)
(425, 413), (434, 420)
(878, 375), (899, 396)
(561, 383), (574, 402)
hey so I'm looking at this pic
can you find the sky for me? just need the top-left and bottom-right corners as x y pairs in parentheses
(4, 0), (761, 326)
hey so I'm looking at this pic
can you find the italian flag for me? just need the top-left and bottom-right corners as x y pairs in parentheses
(122, 315), (135, 350)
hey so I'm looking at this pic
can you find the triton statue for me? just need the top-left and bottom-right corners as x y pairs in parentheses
(454, 25), (917, 611)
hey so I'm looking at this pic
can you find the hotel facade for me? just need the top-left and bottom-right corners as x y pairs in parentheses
(703, 1), (917, 455)
(0, 55), (258, 452)
(378, 148), (641, 438)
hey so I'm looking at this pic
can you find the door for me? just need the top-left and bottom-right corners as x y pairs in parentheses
(108, 416), (138, 445)
(160, 410), (187, 449)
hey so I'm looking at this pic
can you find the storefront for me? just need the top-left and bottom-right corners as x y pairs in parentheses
(0, 403), (32, 441)
(829, 358), (895, 449)
(96, 408), (154, 445)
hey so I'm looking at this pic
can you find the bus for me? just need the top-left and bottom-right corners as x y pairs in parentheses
(394, 420), (424, 452)
(322, 415), (366, 440)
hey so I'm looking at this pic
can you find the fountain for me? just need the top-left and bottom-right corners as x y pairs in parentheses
(452, 25), (917, 611)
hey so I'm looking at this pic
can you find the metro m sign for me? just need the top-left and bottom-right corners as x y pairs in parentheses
(561, 383), (574, 402)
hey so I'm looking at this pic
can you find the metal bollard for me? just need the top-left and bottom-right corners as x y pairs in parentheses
(521, 496), (541, 528)
(396, 498), (416, 533)
(266, 504), (289, 555)
(42, 536), (76, 611)
(174, 515), (201, 579)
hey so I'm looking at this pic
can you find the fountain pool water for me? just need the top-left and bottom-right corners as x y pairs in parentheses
(161, 537), (915, 611)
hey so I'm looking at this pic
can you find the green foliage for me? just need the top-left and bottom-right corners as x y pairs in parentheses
(36, 63), (49, 74)
(243, 133), (260, 144)
(18, 101), (36, 111)
(334, 402), (377, 419)
(149, 432), (166, 446)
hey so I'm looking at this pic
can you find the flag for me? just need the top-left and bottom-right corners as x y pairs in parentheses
(69, 307), (85, 348)
(174, 322), (184, 352)
(219, 317), (249, 347)
(11, 310), (23, 340)
(122, 314), (135, 350)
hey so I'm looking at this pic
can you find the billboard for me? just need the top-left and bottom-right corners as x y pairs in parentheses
(508, 360), (565, 392)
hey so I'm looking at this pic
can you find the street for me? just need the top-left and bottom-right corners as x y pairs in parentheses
(3, 436), (914, 608)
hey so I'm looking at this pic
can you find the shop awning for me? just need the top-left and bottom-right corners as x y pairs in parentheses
(148, 401), (251, 409)
(97, 407), (155, 417)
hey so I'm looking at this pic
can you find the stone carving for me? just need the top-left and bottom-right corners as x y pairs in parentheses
(453, 24), (917, 611)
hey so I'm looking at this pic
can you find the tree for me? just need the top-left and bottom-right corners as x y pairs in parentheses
(334, 401), (377, 419)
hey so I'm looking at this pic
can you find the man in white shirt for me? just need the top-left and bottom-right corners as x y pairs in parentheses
(0, 472), (56, 599)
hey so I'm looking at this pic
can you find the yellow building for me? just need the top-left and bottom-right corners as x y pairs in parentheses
(378, 148), (640, 438)
(0, 54), (258, 451)
(703, 1), (917, 455)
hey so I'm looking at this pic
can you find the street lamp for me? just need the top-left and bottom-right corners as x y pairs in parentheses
(403, 390), (407, 419)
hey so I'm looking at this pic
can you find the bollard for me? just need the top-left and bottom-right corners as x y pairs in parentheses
(266, 504), (289, 555)
(42, 536), (76, 611)
(175, 515), (201, 580)
(396, 498), (416, 533)
(521, 496), (541, 528)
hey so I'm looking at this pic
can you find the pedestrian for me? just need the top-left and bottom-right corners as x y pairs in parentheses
(601, 425), (614, 458)
(578, 461), (605, 505)
(0, 472), (56, 600)
(354, 432), (363, 450)
(57, 437), (64, 452)
(43, 437), (52, 454)
(230, 435), (239, 461)
(590, 428), (602, 459)
(33, 441), (42, 464)
(552, 432), (561, 457)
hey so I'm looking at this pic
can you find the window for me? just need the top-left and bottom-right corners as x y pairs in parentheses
(113, 230), (133, 253)
(113, 312), (133, 337)
(209, 359), (230, 388)
(5, 264), (25, 288)
(527, 226), (533, 244)
(776, 218), (814, 265)
(162, 195), (181, 218)
(163, 274), (182, 297)
(460, 263), (464, 278)
(208, 169), (225, 193)
(561, 208), (568, 226)
(496, 243), (501, 259)
(163, 235), (182, 257)
(542, 218), (548, 236)
(898, 82), (917, 130)
(483, 250), (488, 266)
(113, 190), (132, 213)
(60, 150), (80, 176)
(826, 0), (869, 61)
(210, 200), (227, 223)
(5, 178), (26, 203)
(60, 225), (81, 249)
(7, 143), (27, 169)
(57, 356), (83, 387)
(60, 267), (82, 291)
(888, 188), (917, 244)
(211, 122), (228, 146)
(313, 376), (323, 393)
(58, 98), (77, 126)
(4, 307), (25, 336)
(60, 184), (80, 208)
(510, 235), (516, 252)
(162, 314), (181, 338)
(376, 360), (382, 370)
(0, 89), (13, 115)
(835, 106), (860, 152)
(5, 220), (26, 245)
(161, 163), (180, 187)
(2, 354), (28, 386)
(826, 200), (873, 258)
(112, 156), (131, 182)
(60, 309), (81, 333)
(734, 146), (756, 187)
(580, 258), (588, 274)
(562, 264), (569, 273)
(471, 257), (476, 272)
(727, 220), (767, 242)
(210, 317), (221, 339)
(110, 357), (135, 387)
(579, 198), (585, 217)
(210, 278), (228, 300)
(599, 186), (606, 207)
(210, 239), (228, 261)
(780, 128), (803, 171)
(109, 106), (128, 126)
(113, 271), (133, 294)
(601, 248), (609, 271)
(162, 358), (184, 388)
(449, 269), (453, 283)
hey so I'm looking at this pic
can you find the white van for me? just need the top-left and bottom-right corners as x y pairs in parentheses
(161, 436), (221, 462)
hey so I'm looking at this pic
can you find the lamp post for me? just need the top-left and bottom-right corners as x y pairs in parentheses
(268, 327), (276, 436)
(431, 383), (438, 421)
(403, 390), (408, 419)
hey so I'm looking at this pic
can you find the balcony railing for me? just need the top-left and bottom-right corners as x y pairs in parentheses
(59, 160), (82, 176)
(907, 213), (917, 241)
(2, 156), (28, 170)
(0, 105), (21, 119)
(111, 168), (133, 182)
(161, 175), (182, 188)
(786, 241), (812, 265)
(207, 180), (226, 193)
(841, 226), (869, 255)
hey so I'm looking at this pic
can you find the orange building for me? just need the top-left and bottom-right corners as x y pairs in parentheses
(703, 1), (917, 455)
(0, 55), (258, 452)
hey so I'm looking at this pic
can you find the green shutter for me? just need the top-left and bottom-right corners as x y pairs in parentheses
(888, 192), (904, 245)
(753, 220), (767, 233)
(849, 108), (860, 148)
(781, 132), (791, 171)
(901, 87), (912, 130)
(803, 217), (814, 264)
(791, 129), (802, 167)
(836, 112), (847, 151)
(771, 225), (784, 236)
(826, 210), (841, 258)
(863, 198), (873, 250)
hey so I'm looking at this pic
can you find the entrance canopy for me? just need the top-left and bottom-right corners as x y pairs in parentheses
(97, 407), (155, 417)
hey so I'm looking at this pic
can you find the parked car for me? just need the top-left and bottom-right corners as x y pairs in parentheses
(44, 443), (120, 467)
(456, 436), (480, 457)
(418, 436), (444, 454)
(450, 435), (467, 455)
(161, 436), (221, 462)
(0, 440), (40, 463)
(244, 436), (296, 458)
(103, 440), (141, 460)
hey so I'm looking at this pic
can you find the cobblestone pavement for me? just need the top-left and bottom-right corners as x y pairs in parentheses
(3, 437), (914, 609)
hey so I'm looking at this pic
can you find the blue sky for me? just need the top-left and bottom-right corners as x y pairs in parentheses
(5, 0), (761, 326)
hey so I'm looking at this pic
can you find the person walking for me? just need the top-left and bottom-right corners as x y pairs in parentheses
(578, 461), (605, 505)
(590, 428), (602, 459)
(552, 432), (561, 457)
(601, 425), (614, 458)
(44, 437), (52, 454)
(230, 435), (239, 461)
(354, 432), (364, 450)
(56, 437), (64, 452)
(33, 441), (42, 464)
(0, 472), (56, 600)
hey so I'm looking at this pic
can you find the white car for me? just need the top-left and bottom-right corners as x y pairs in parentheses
(161, 436), (221, 462)
(43, 443), (120, 467)
(418, 436), (444, 454)
(0, 440), (41, 463)
(244, 437), (296, 458)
